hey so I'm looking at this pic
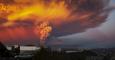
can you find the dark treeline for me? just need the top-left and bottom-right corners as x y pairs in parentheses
(33, 47), (112, 60)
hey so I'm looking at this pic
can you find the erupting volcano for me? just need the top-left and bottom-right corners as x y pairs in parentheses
(34, 22), (52, 47)
(0, 0), (113, 45)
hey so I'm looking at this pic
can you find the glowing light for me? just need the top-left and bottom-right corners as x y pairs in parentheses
(34, 22), (52, 46)
(8, 1), (69, 21)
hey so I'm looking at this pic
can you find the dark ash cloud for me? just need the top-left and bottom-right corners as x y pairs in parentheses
(51, 0), (114, 37)
(0, 0), (114, 37)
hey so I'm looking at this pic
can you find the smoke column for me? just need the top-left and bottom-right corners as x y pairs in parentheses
(34, 22), (52, 47)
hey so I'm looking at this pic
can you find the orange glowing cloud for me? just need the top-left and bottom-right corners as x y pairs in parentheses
(8, 1), (69, 21)
(0, 0), (71, 27)
(0, 0), (113, 43)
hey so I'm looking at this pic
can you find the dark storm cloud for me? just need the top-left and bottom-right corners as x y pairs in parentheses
(68, 0), (105, 11)
(51, 0), (114, 37)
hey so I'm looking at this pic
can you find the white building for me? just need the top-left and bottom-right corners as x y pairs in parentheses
(7, 46), (40, 51)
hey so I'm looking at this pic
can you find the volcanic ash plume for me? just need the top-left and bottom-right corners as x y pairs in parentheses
(34, 22), (52, 46)
(0, 0), (114, 42)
